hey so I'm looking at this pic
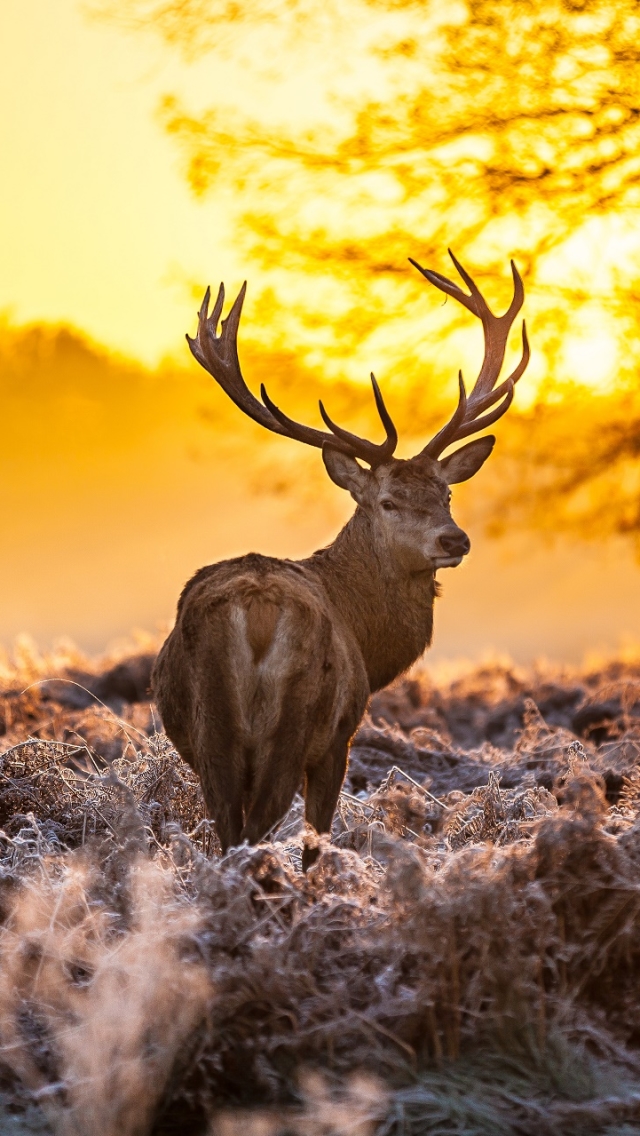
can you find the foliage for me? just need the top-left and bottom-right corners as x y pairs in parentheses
(4, 644), (640, 1131)
(91, 0), (640, 540)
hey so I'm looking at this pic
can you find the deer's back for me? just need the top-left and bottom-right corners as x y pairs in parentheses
(152, 553), (369, 762)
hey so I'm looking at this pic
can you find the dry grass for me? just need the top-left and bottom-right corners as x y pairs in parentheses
(2, 645), (640, 1133)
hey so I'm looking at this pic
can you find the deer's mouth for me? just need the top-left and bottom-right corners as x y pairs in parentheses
(433, 555), (464, 569)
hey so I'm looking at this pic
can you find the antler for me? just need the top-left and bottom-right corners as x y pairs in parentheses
(409, 251), (530, 459)
(187, 283), (397, 467)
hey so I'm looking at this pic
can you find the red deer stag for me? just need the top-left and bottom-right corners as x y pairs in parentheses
(153, 252), (529, 867)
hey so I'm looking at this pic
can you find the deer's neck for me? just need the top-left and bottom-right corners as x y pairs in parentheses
(304, 509), (437, 693)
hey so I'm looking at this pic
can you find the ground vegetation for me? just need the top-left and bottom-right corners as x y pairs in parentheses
(1, 643), (640, 1131)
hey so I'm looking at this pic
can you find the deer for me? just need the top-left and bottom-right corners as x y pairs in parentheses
(152, 251), (529, 868)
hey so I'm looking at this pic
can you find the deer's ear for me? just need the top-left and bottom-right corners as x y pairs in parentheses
(439, 436), (495, 484)
(322, 444), (371, 503)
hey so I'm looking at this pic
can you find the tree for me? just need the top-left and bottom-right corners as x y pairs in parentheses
(97, 0), (640, 542)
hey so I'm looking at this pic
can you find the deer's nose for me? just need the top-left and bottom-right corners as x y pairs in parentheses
(438, 529), (471, 557)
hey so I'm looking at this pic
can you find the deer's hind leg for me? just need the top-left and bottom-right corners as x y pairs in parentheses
(198, 750), (245, 855)
(239, 676), (313, 846)
(237, 602), (329, 845)
(191, 644), (248, 854)
(240, 756), (305, 846)
(302, 719), (354, 870)
(158, 679), (244, 852)
(152, 660), (243, 847)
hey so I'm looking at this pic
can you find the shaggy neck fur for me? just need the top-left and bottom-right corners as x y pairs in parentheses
(305, 506), (437, 693)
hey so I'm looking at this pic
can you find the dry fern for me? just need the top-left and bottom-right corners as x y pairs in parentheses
(1, 648), (640, 1134)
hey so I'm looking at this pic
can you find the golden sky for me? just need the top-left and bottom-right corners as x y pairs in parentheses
(0, 0), (417, 366)
(1, 0), (635, 383)
(0, 0), (229, 363)
(1, 0), (640, 662)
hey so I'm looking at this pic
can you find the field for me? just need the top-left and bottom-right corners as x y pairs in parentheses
(2, 642), (640, 1134)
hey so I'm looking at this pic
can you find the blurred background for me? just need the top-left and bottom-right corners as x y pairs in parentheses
(1, 0), (640, 663)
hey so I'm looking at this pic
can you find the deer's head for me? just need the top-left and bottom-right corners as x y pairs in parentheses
(187, 252), (529, 574)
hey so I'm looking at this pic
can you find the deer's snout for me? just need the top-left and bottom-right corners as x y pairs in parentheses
(437, 528), (470, 558)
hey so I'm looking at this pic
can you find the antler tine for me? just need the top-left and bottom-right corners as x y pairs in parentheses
(446, 251), (525, 327)
(207, 282), (226, 328)
(370, 374), (399, 456)
(318, 374), (398, 465)
(187, 282), (343, 448)
(411, 252), (524, 398)
(412, 254), (529, 460)
(259, 384), (351, 457)
(409, 258), (479, 317)
(186, 282), (281, 432)
(459, 320), (530, 420)
(449, 381), (515, 443)
(422, 372), (468, 459)
(187, 282), (398, 466)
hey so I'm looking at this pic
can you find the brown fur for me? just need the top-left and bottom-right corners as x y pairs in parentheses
(245, 598), (280, 664)
(153, 448), (493, 867)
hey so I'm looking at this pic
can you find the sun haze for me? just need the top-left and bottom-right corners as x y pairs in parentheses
(1, 0), (640, 661)
(0, 0), (238, 364)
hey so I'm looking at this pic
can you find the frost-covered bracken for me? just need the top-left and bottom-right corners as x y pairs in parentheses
(2, 646), (640, 1133)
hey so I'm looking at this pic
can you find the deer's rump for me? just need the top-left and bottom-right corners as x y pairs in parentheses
(152, 556), (368, 850)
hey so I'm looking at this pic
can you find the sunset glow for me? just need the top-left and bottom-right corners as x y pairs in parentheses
(1, 0), (640, 659)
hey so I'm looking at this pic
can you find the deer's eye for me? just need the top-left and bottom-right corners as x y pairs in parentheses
(381, 499), (398, 512)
